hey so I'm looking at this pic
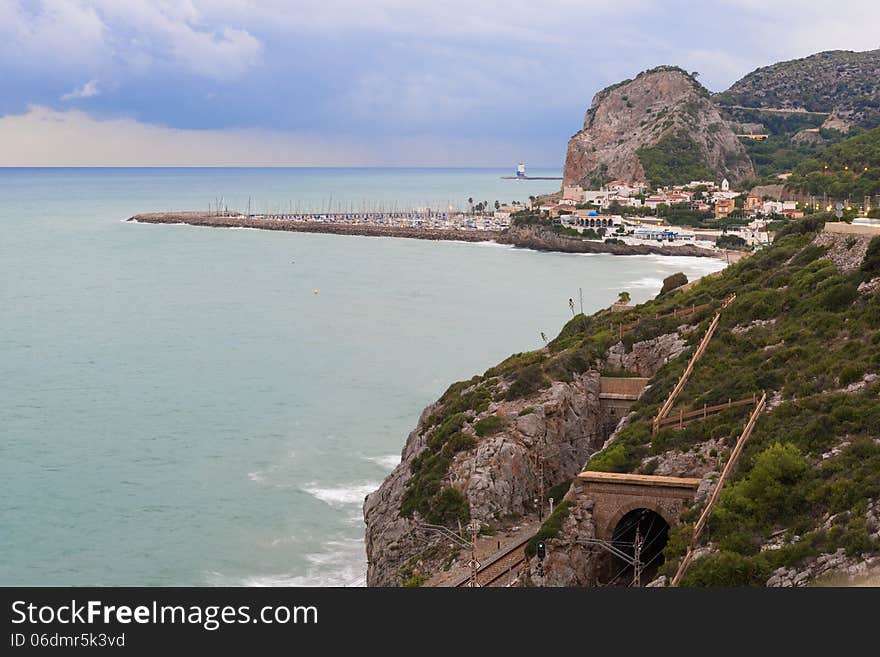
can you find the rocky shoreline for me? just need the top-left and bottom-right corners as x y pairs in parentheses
(127, 212), (721, 258)
(497, 224), (719, 258)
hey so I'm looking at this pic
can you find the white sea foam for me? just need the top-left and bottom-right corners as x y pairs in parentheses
(303, 482), (380, 506)
(365, 454), (400, 469)
(248, 467), (294, 489)
(468, 240), (513, 249)
(206, 537), (367, 587)
(630, 276), (665, 289)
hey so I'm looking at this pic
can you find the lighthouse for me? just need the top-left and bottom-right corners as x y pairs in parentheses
(516, 162), (526, 178)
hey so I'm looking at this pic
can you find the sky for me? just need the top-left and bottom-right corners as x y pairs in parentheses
(1, 0), (879, 167)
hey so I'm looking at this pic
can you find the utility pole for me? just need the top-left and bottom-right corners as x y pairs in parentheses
(416, 521), (480, 588)
(538, 455), (545, 521)
(469, 519), (480, 588)
(632, 525), (642, 587)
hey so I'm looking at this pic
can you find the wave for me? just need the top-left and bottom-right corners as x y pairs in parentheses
(206, 538), (367, 587)
(629, 276), (665, 289)
(302, 481), (380, 507)
(364, 454), (401, 469)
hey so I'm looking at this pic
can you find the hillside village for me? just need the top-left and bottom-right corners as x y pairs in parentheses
(528, 173), (879, 250)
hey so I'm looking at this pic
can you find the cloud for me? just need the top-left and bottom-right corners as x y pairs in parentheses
(0, 106), (559, 167)
(2, 2), (880, 166)
(0, 0), (262, 81)
(61, 79), (100, 101)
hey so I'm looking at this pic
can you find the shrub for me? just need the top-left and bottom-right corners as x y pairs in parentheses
(524, 501), (572, 558)
(588, 443), (632, 473)
(863, 236), (880, 278)
(838, 364), (865, 386)
(774, 216), (826, 240)
(658, 272), (689, 297)
(474, 415), (504, 437)
(506, 364), (549, 400)
(710, 443), (810, 547)
(716, 234), (747, 250)
(544, 347), (593, 382)
(682, 551), (772, 587)
(789, 244), (827, 266)
(637, 131), (714, 187)
(546, 480), (573, 504)
(441, 432), (476, 457)
(816, 282), (858, 311)
(426, 486), (470, 525)
(403, 574), (429, 587)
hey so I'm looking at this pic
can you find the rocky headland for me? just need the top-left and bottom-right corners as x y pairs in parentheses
(563, 66), (754, 188)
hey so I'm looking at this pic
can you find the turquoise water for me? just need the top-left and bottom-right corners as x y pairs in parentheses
(0, 168), (725, 585)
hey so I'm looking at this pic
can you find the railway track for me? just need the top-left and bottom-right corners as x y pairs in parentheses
(455, 536), (531, 588)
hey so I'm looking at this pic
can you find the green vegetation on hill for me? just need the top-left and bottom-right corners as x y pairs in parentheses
(525, 501), (573, 559)
(787, 126), (880, 198)
(742, 133), (839, 178)
(637, 131), (714, 188)
(716, 49), (880, 130)
(719, 107), (836, 177)
(560, 225), (880, 585)
(399, 215), (880, 586)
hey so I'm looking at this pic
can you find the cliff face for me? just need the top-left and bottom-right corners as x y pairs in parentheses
(364, 373), (605, 586)
(563, 66), (754, 188)
(363, 328), (689, 586)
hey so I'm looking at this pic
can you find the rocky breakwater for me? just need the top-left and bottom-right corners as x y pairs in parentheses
(128, 212), (500, 243)
(363, 371), (605, 586)
(563, 66), (753, 188)
(499, 224), (717, 258)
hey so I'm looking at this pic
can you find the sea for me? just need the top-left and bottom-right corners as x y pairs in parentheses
(0, 168), (726, 586)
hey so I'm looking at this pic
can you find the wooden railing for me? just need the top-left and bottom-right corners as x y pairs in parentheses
(607, 293), (734, 341)
(671, 391), (766, 587)
(654, 394), (758, 432)
(609, 302), (712, 339)
(651, 294), (736, 435)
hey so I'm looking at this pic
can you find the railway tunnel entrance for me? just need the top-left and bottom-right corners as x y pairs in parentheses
(603, 508), (671, 586)
(574, 471), (701, 586)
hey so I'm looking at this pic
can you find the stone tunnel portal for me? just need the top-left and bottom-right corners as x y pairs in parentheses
(605, 508), (671, 586)
(575, 471), (701, 586)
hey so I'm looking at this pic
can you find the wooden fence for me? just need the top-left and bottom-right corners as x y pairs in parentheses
(654, 394), (758, 432)
(670, 391), (767, 587)
(651, 294), (736, 435)
(607, 294), (734, 341)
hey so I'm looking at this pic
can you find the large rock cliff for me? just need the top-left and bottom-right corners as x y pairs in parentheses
(363, 372), (606, 586)
(563, 66), (754, 188)
(363, 328), (690, 586)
